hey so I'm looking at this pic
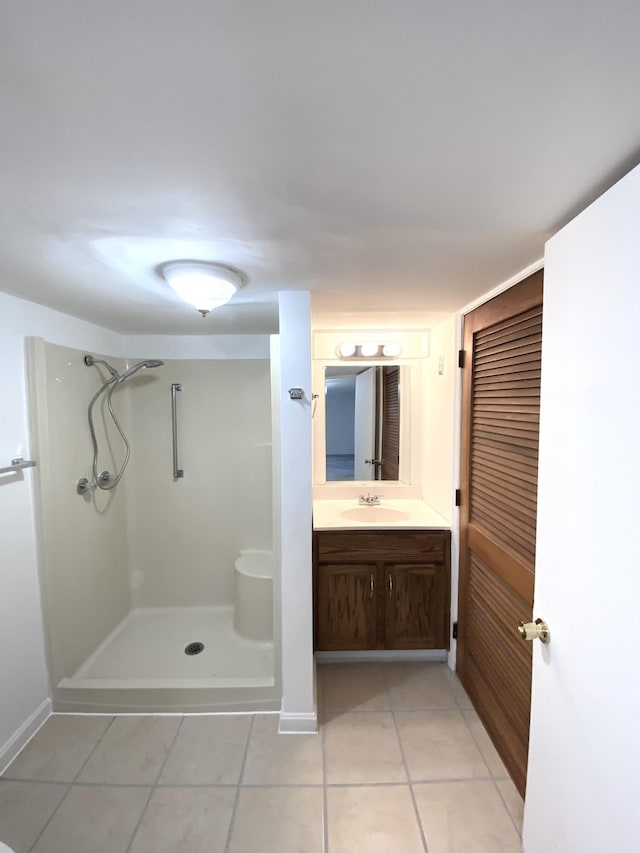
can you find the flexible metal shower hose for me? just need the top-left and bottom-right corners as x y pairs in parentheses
(87, 379), (131, 490)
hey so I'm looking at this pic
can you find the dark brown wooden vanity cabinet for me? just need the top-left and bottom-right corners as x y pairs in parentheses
(313, 529), (451, 651)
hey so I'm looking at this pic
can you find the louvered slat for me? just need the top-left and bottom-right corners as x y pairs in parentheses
(472, 469), (538, 512)
(474, 459), (537, 500)
(467, 549), (532, 743)
(470, 306), (542, 571)
(474, 305), (542, 342)
(472, 453), (538, 485)
(474, 340), (542, 366)
(381, 365), (399, 480)
(475, 361), (541, 379)
(473, 435), (539, 462)
(471, 508), (536, 557)
(474, 429), (539, 452)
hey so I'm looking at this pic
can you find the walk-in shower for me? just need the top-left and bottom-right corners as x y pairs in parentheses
(79, 354), (164, 493)
(26, 337), (278, 714)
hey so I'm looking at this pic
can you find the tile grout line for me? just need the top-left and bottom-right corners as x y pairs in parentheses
(458, 704), (512, 780)
(493, 778), (524, 840)
(330, 775), (496, 787)
(124, 714), (185, 853)
(2, 777), (69, 786)
(26, 782), (72, 852)
(456, 687), (523, 840)
(72, 715), (118, 783)
(312, 702), (484, 715)
(28, 714), (117, 852)
(223, 713), (255, 853)
(5, 774), (501, 788)
(382, 666), (431, 853)
(298, 705), (470, 715)
(452, 678), (495, 781)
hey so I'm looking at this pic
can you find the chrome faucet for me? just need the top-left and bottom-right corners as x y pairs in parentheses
(358, 493), (381, 506)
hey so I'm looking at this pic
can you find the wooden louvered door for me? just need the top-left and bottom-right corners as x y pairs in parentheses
(457, 270), (543, 796)
(380, 365), (400, 480)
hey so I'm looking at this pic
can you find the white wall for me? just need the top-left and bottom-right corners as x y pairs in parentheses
(524, 166), (640, 852)
(0, 291), (121, 769)
(127, 358), (272, 606)
(122, 335), (270, 360)
(28, 340), (130, 682)
(278, 291), (315, 733)
(421, 314), (457, 522)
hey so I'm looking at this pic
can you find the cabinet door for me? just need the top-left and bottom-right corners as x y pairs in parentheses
(385, 564), (445, 649)
(316, 564), (377, 651)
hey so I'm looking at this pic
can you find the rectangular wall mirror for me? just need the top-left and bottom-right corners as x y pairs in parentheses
(324, 365), (404, 482)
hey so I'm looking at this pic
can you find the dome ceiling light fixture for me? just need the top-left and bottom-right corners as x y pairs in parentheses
(160, 261), (242, 317)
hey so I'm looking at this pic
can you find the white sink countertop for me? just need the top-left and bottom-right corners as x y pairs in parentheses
(313, 499), (450, 530)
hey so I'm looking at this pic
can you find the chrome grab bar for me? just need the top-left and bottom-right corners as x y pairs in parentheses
(0, 457), (37, 475)
(171, 383), (184, 479)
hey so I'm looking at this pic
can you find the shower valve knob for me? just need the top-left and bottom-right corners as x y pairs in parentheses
(76, 478), (96, 495)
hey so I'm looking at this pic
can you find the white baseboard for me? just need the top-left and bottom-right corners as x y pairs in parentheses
(315, 649), (448, 664)
(0, 698), (51, 775)
(447, 641), (457, 670)
(278, 711), (318, 734)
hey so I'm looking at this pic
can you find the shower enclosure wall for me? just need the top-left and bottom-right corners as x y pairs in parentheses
(27, 336), (279, 713)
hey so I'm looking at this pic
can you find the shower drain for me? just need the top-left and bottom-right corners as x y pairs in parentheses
(184, 642), (205, 656)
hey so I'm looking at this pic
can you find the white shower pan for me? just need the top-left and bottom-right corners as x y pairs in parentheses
(57, 606), (276, 713)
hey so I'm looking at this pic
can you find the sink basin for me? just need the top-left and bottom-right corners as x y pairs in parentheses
(340, 506), (411, 523)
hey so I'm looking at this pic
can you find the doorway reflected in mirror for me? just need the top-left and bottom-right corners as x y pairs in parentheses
(325, 365), (400, 482)
(326, 452), (355, 480)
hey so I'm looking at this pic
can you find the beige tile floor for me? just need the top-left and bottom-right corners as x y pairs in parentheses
(0, 663), (524, 852)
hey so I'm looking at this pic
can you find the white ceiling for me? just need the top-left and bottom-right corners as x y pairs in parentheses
(1, 1), (640, 335)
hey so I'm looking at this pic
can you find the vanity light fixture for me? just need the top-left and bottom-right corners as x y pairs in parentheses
(337, 342), (357, 358)
(359, 343), (380, 357)
(336, 342), (402, 359)
(160, 261), (242, 317)
(382, 342), (402, 357)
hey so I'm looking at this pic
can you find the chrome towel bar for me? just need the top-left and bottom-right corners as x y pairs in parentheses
(0, 457), (37, 475)
(171, 383), (184, 479)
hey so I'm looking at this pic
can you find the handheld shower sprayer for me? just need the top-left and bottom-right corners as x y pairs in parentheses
(83, 355), (164, 383)
(80, 354), (164, 493)
(117, 359), (165, 382)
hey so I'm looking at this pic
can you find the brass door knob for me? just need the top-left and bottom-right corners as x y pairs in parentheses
(517, 618), (550, 644)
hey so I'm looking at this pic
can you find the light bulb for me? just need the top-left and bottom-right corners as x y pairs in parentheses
(161, 261), (241, 317)
(382, 343), (402, 357)
(337, 342), (357, 358)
